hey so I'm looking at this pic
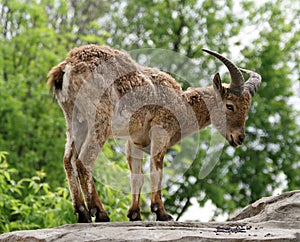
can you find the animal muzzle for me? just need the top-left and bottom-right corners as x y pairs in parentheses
(227, 131), (245, 147)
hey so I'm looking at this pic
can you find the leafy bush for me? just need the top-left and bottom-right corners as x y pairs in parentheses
(0, 151), (135, 233)
(0, 151), (75, 233)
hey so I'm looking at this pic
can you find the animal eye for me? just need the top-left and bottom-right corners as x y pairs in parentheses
(226, 104), (234, 112)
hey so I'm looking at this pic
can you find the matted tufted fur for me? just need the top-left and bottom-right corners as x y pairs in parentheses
(48, 44), (261, 222)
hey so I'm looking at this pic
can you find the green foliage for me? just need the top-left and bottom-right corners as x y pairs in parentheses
(0, 151), (75, 233)
(0, 0), (299, 231)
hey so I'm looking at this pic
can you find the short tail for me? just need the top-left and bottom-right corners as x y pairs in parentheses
(47, 61), (66, 90)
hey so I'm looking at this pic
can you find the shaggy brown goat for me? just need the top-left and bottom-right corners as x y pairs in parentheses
(48, 45), (261, 222)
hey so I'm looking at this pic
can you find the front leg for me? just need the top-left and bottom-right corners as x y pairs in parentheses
(150, 126), (173, 221)
(150, 156), (173, 221)
(126, 141), (144, 221)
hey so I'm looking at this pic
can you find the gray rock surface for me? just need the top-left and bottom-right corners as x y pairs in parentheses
(231, 190), (300, 223)
(1, 190), (299, 242)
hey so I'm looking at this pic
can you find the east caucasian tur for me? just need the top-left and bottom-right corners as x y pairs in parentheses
(48, 45), (261, 222)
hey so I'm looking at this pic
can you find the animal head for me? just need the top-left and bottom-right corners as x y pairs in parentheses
(203, 49), (261, 147)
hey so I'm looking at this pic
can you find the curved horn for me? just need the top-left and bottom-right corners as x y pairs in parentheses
(202, 48), (245, 96)
(240, 68), (261, 97)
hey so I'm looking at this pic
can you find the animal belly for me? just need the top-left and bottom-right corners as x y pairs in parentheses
(111, 113), (151, 147)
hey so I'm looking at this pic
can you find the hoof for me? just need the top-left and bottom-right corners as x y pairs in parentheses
(127, 208), (142, 221)
(77, 208), (92, 223)
(151, 203), (173, 221)
(156, 213), (174, 221)
(96, 212), (110, 222)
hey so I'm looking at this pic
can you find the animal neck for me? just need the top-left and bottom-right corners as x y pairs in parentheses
(183, 86), (218, 132)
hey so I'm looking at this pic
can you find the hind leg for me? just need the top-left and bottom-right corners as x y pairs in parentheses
(126, 141), (144, 221)
(63, 137), (91, 223)
(76, 129), (110, 222)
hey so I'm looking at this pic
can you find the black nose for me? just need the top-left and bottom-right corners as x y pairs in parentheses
(238, 134), (245, 143)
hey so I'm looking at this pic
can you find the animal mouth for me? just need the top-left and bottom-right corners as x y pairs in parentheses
(230, 135), (239, 147)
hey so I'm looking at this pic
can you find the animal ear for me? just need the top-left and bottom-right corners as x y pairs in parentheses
(212, 73), (223, 93)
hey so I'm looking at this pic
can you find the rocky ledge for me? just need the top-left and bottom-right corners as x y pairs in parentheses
(0, 190), (299, 242)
